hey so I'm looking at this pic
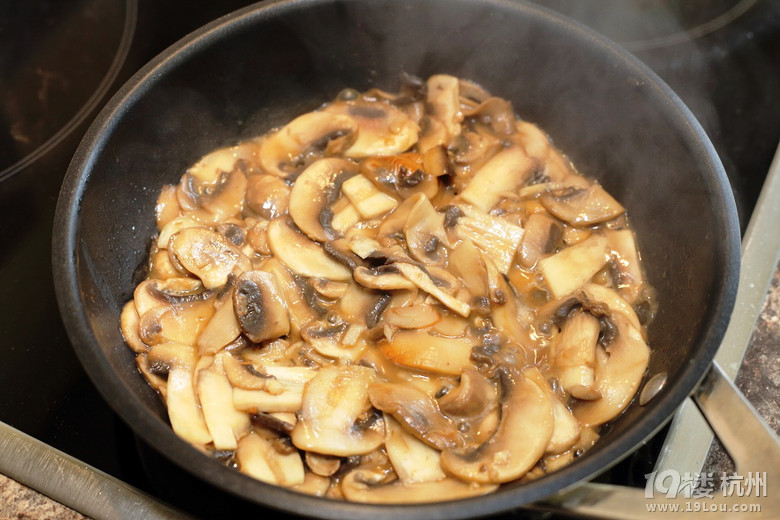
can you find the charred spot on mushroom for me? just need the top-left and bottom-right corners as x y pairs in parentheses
(123, 74), (655, 501)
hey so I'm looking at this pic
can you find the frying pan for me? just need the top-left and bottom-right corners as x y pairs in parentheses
(52, 0), (750, 517)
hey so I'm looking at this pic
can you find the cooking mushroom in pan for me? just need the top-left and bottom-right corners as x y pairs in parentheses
(121, 74), (657, 502)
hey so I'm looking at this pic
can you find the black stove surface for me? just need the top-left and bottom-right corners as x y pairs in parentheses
(1, 0), (778, 517)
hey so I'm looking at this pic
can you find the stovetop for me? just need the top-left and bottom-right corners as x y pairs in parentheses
(1, 0), (778, 517)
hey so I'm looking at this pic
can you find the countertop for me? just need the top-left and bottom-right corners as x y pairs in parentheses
(1, 262), (777, 519)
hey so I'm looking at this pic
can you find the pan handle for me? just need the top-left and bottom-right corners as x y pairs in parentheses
(537, 361), (780, 519)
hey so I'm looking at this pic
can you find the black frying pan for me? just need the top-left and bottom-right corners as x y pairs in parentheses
(52, 0), (741, 518)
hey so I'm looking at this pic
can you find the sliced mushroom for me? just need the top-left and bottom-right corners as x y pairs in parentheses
(290, 365), (384, 456)
(237, 430), (305, 486)
(403, 195), (448, 266)
(380, 329), (474, 376)
(392, 263), (470, 318)
(169, 227), (250, 289)
(148, 247), (185, 280)
(305, 452), (341, 478)
(523, 367), (581, 454)
(580, 283), (641, 332)
(519, 213), (563, 268)
(422, 144), (453, 178)
(266, 218), (351, 282)
(292, 472), (333, 497)
(606, 229), (644, 304)
(157, 215), (202, 249)
(437, 367), (497, 418)
(424, 74), (462, 144)
(232, 366), (317, 413)
(177, 168), (247, 222)
(353, 265), (416, 291)
(538, 233), (610, 299)
(463, 97), (516, 136)
(301, 319), (366, 362)
(120, 301), (147, 353)
(221, 352), (273, 390)
(246, 174), (290, 219)
(539, 184), (625, 227)
(323, 99), (419, 158)
(341, 174), (399, 219)
(340, 470), (497, 504)
(550, 310), (601, 400)
(440, 371), (554, 484)
(288, 158), (358, 241)
(197, 286), (241, 355)
(260, 258), (318, 331)
(359, 154), (438, 201)
(459, 146), (534, 212)
(383, 415), (446, 483)
(573, 314), (650, 426)
(259, 111), (358, 178)
(197, 354), (251, 450)
(368, 382), (463, 450)
(384, 303), (441, 329)
(138, 297), (215, 347)
(232, 270), (290, 343)
(155, 184), (181, 231)
(452, 203), (525, 274)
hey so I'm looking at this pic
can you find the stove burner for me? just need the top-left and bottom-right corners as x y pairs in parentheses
(0, 0), (136, 182)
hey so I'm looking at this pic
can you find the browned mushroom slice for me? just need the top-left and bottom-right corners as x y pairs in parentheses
(463, 97), (516, 136)
(550, 310), (601, 400)
(452, 204), (524, 274)
(403, 195), (448, 266)
(437, 367), (497, 418)
(232, 270), (290, 343)
(258, 111), (358, 178)
(288, 158), (358, 241)
(523, 367), (581, 454)
(459, 146), (534, 212)
(324, 99), (419, 158)
(368, 382), (463, 450)
(574, 314), (650, 426)
(393, 263), (470, 318)
(237, 430), (305, 486)
(120, 301), (147, 353)
(382, 415), (446, 483)
(340, 470), (498, 504)
(148, 247), (185, 280)
(133, 277), (209, 316)
(290, 366), (384, 456)
(539, 184), (625, 227)
(156, 216), (202, 249)
(441, 372), (554, 484)
(538, 233), (610, 299)
(197, 354), (251, 450)
(359, 154), (438, 201)
(422, 145), (453, 178)
(519, 213), (564, 268)
(380, 329), (474, 376)
(169, 227), (250, 289)
(266, 218), (351, 282)
(246, 174), (291, 219)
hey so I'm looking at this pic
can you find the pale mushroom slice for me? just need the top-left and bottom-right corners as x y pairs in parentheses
(323, 99), (420, 158)
(518, 213), (563, 268)
(232, 366), (317, 414)
(383, 415), (446, 484)
(353, 266), (416, 292)
(177, 169), (248, 223)
(452, 203), (524, 274)
(132, 277), (208, 316)
(538, 233), (610, 299)
(232, 270), (290, 343)
(288, 158), (359, 242)
(393, 263), (470, 318)
(539, 183), (625, 227)
(260, 258), (318, 332)
(437, 367), (497, 418)
(368, 382), (464, 451)
(266, 218), (351, 282)
(197, 284), (241, 356)
(606, 228), (645, 305)
(156, 216), (202, 249)
(305, 452), (341, 478)
(137, 297), (215, 347)
(155, 184), (181, 231)
(574, 314), (650, 426)
(459, 146), (535, 212)
(236, 430), (305, 486)
(341, 174), (399, 219)
(340, 470), (498, 504)
(197, 353), (251, 450)
(580, 283), (641, 332)
(290, 365), (384, 456)
(384, 303), (441, 329)
(380, 329), (474, 376)
(403, 195), (448, 266)
(258, 111), (358, 178)
(149, 343), (213, 446)
(169, 227), (251, 289)
(550, 310), (601, 400)
(440, 371), (554, 484)
(523, 367), (581, 454)
(422, 74), (462, 147)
